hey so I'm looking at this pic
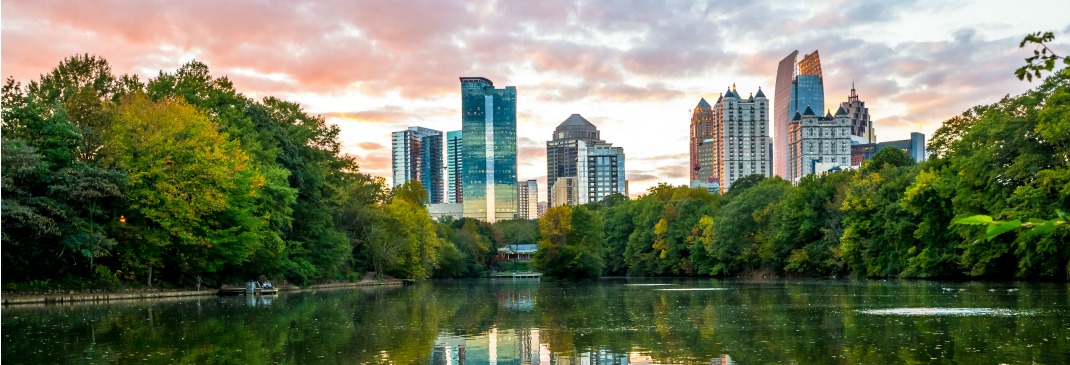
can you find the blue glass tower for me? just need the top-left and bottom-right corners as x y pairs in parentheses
(460, 77), (518, 222)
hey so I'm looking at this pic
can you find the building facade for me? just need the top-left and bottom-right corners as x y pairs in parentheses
(711, 86), (773, 192)
(517, 179), (538, 219)
(536, 201), (548, 218)
(546, 114), (603, 206)
(851, 132), (927, 166)
(774, 50), (825, 179)
(788, 106), (852, 182)
(391, 126), (443, 203)
(575, 140), (626, 204)
(840, 83), (874, 144)
(550, 177), (578, 207)
(690, 98), (715, 182)
(445, 130), (463, 204)
(460, 77), (518, 222)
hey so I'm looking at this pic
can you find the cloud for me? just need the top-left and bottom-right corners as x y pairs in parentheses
(5, 0), (1067, 188)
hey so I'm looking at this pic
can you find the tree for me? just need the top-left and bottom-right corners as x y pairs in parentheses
(105, 94), (266, 283)
(533, 205), (605, 279)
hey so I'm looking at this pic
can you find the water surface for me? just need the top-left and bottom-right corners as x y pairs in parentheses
(3, 279), (1068, 364)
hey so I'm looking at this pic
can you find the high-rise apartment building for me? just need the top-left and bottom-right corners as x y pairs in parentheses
(546, 114), (603, 206)
(445, 130), (463, 204)
(787, 106), (852, 182)
(774, 50), (825, 179)
(690, 98), (715, 182)
(391, 126), (443, 203)
(575, 140), (626, 204)
(537, 202), (548, 218)
(517, 180), (538, 219)
(460, 77), (518, 222)
(840, 83), (874, 144)
(710, 86), (772, 192)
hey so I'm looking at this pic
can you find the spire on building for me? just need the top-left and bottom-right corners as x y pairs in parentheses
(835, 106), (848, 116)
(825, 109), (833, 118)
(755, 87), (766, 98)
(802, 105), (816, 116)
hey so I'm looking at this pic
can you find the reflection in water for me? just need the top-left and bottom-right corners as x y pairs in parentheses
(2, 279), (1068, 364)
(430, 329), (733, 364)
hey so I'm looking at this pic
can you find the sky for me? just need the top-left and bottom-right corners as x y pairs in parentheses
(3, 0), (1069, 199)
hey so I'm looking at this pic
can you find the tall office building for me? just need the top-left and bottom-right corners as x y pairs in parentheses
(517, 180), (538, 219)
(787, 106), (852, 183)
(545, 114), (603, 206)
(690, 98), (715, 182)
(391, 126), (443, 203)
(445, 130), (463, 204)
(711, 85), (772, 192)
(774, 50), (825, 179)
(840, 83), (874, 144)
(460, 77), (518, 222)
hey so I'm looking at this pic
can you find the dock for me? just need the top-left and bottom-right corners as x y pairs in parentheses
(217, 287), (278, 296)
(491, 272), (543, 279)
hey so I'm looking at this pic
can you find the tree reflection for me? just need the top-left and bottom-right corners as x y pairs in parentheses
(2, 280), (1068, 364)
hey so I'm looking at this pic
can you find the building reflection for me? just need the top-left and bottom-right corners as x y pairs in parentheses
(429, 329), (732, 365)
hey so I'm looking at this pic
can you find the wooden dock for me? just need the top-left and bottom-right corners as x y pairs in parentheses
(491, 272), (543, 279)
(217, 287), (278, 296)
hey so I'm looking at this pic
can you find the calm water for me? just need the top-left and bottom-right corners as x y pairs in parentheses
(2, 279), (1068, 364)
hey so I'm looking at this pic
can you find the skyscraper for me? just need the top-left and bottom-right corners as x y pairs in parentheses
(840, 83), (874, 144)
(690, 98), (715, 182)
(460, 77), (518, 222)
(391, 126), (443, 203)
(545, 114), (603, 206)
(774, 50), (825, 179)
(517, 179), (538, 219)
(711, 85), (772, 191)
(446, 130), (463, 204)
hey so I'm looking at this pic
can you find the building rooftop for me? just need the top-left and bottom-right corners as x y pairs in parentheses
(802, 105), (816, 116)
(458, 76), (494, 86)
(556, 114), (598, 131)
(755, 87), (766, 98)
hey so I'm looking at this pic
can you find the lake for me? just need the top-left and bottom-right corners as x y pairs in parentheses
(2, 279), (1068, 364)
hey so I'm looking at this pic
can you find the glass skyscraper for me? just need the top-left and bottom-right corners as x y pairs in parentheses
(446, 130), (463, 204)
(460, 77), (517, 222)
(774, 50), (824, 181)
(545, 114), (603, 207)
(391, 126), (443, 203)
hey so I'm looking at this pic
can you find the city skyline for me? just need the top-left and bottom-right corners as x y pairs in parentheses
(4, 1), (1068, 196)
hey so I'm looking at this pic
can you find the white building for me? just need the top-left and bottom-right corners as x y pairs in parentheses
(712, 86), (773, 192)
(788, 106), (852, 183)
(517, 180), (538, 219)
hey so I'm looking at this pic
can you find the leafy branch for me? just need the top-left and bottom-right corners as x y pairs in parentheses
(1016, 31), (1070, 81)
(952, 211), (1068, 241)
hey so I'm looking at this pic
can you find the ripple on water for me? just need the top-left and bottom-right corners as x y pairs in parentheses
(857, 308), (1034, 316)
(624, 284), (677, 286)
(656, 288), (730, 291)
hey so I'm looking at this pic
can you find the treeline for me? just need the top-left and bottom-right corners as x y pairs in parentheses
(535, 68), (1069, 280)
(1, 55), (538, 290)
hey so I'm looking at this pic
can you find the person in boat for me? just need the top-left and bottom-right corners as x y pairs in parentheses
(262, 281), (272, 289)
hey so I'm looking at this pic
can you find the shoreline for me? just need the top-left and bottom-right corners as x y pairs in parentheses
(1, 279), (406, 306)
